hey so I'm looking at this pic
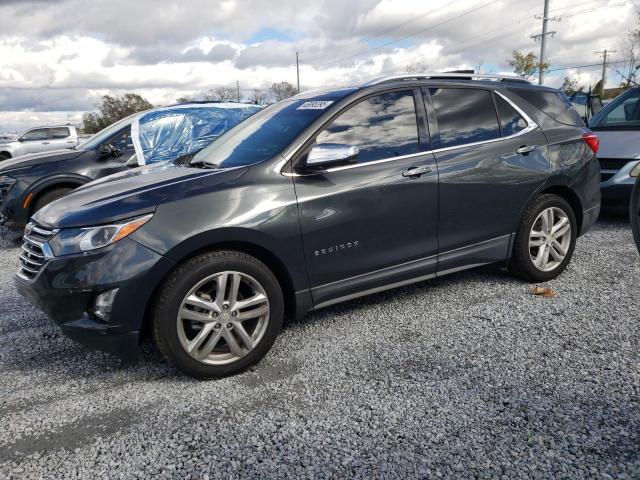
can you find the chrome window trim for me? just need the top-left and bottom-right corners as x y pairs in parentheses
(278, 88), (538, 177)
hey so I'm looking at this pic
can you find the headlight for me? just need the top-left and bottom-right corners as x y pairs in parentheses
(49, 214), (153, 256)
(631, 162), (640, 178)
(0, 175), (16, 188)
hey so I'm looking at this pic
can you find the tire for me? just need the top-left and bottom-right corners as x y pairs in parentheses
(152, 250), (284, 379)
(508, 194), (577, 282)
(32, 187), (74, 214)
(0, 153), (10, 161)
(631, 177), (640, 254)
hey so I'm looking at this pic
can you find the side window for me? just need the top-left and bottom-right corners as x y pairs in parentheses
(429, 88), (500, 148)
(21, 128), (48, 141)
(512, 89), (584, 126)
(494, 94), (527, 137)
(315, 90), (419, 164)
(598, 91), (640, 127)
(109, 128), (133, 151)
(50, 127), (70, 139)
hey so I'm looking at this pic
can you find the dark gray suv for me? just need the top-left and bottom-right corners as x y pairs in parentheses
(16, 73), (601, 379)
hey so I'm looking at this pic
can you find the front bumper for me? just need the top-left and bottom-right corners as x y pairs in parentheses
(600, 159), (639, 206)
(15, 236), (176, 358)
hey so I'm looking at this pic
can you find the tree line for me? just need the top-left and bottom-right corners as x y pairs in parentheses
(82, 81), (298, 134)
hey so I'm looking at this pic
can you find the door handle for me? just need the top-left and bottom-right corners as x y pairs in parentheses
(42, 142), (50, 145)
(516, 145), (536, 155)
(402, 165), (432, 178)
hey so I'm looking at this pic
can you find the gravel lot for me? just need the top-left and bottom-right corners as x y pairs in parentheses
(0, 215), (638, 479)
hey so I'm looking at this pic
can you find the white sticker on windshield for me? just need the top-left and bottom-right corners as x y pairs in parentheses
(297, 101), (334, 110)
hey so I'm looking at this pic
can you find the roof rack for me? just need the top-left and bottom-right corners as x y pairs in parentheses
(362, 72), (531, 87)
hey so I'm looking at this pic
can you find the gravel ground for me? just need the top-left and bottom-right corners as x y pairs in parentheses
(0, 216), (638, 479)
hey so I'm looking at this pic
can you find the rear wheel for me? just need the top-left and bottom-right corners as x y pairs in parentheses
(509, 194), (577, 282)
(152, 250), (284, 379)
(32, 187), (74, 214)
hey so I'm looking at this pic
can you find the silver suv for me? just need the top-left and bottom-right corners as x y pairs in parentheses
(0, 125), (79, 161)
(588, 87), (640, 207)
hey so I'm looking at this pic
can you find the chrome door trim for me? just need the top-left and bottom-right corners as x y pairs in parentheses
(279, 89), (539, 177)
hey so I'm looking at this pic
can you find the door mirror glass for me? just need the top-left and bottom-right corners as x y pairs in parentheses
(307, 143), (359, 169)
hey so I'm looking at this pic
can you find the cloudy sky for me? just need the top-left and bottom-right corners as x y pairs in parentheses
(0, 0), (637, 131)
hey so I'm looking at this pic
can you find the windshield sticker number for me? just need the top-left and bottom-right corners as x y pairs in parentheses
(297, 101), (334, 110)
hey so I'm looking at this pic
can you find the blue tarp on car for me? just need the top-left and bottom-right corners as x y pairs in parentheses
(131, 103), (262, 165)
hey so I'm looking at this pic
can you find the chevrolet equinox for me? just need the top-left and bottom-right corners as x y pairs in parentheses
(16, 73), (601, 379)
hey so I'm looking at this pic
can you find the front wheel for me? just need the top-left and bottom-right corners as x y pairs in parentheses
(152, 251), (284, 379)
(509, 194), (577, 282)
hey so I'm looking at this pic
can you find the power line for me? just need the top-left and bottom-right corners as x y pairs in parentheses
(301, 0), (467, 64)
(307, 0), (502, 68)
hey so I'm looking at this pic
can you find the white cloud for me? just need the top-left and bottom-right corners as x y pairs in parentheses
(0, 0), (637, 130)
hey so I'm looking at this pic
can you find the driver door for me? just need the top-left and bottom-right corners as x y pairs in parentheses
(17, 128), (51, 155)
(91, 128), (137, 179)
(293, 89), (439, 308)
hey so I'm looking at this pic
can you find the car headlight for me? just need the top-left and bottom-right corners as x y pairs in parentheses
(0, 175), (16, 189)
(631, 162), (640, 178)
(49, 214), (153, 256)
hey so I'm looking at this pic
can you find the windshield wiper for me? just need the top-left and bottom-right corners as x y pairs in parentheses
(188, 158), (219, 169)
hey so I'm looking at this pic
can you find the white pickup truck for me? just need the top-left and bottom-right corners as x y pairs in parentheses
(0, 125), (79, 161)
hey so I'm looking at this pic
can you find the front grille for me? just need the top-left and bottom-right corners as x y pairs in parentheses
(601, 172), (616, 182)
(598, 158), (630, 170)
(17, 224), (56, 281)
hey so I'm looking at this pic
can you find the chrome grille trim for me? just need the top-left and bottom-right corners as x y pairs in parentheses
(16, 223), (56, 282)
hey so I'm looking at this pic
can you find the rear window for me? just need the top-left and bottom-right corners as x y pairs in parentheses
(494, 94), (527, 137)
(428, 88), (500, 148)
(512, 89), (584, 126)
(50, 127), (70, 139)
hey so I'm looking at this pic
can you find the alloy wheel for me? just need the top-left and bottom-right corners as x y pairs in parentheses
(177, 271), (270, 365)
(528, 207), (572, 272)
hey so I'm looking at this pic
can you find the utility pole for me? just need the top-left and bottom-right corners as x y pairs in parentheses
(236, 80), (240, 102)
(596, 49), (616, 97)
(296, 52), (300, 94)
(531, 0), (559, 85)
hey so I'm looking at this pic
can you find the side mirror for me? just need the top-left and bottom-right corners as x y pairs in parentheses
(125, 154), (139, 168)
(18, 137), (25, 142)
(306, 143), (359, 170)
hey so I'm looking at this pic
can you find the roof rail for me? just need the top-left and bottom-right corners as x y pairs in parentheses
(362, 72), (531, 87)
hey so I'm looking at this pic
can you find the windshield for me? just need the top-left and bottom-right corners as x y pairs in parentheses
(589, 88), (640, 128)
(81, 113), (139, 150)
(138, 106), (261, 164)
(191, 99), (333, 168)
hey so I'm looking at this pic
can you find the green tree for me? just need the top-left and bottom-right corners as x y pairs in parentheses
(508, 50), (549, 80)
(82, 93), (153, 133)
(561, 76), (582, 95)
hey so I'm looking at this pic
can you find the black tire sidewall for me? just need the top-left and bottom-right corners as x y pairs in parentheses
(154, 252), (284, 379)
(33, 188), (73, 214)
(512, 195), (577, 282)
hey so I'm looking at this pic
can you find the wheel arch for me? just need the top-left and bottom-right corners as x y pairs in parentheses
(27, 174), (92, 215)
(0, 151), (12, 159)
(539, 185), (584, 235)
(140, 237), (305, 339)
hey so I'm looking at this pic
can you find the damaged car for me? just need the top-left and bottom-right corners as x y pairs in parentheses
(0, 102), (262, 229)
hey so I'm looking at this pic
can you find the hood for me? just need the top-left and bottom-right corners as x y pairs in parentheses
(0, 149), (86, 173)
(33, 162), (248, 229)
(595, 130), (640, 160)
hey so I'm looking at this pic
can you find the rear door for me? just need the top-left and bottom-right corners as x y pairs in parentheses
(49, 127), (76, 150)
(425, 87), (549, 274)
(293, 89), (439, 307)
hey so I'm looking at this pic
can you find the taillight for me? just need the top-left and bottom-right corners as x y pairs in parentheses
(582, 132), (599, 154)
